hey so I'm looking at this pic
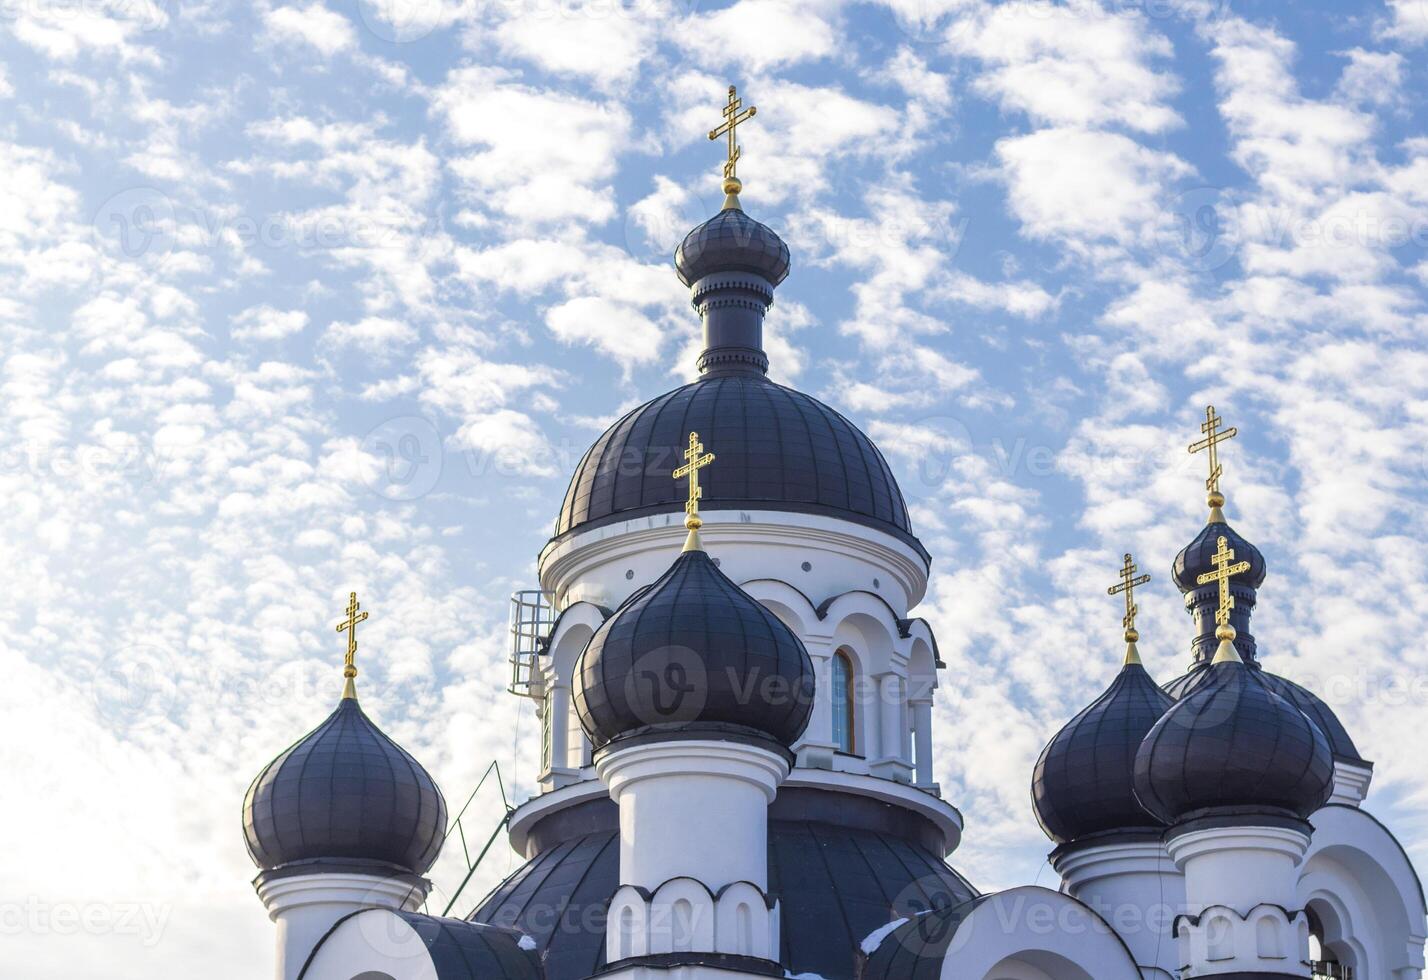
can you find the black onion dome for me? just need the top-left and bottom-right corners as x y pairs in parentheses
(1134, 658), (1334, 825)
(675, 207), (790, 287)
(1032, 660), (1174, 845)
(573, 548), (815, 750)
(555, 376), (922, 556)
(1173, 519), (1267, 593)
(243, 697), (447, 874)
(1167, 665), (1366, 765)
(1259, 671), (1365, 763)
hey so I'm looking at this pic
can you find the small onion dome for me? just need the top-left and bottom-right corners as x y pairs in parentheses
(1032, 645), (1175, 845)
(1172, 517), (1267, 594)
(674, 207), (791, 288)
(573, 548), (815, 751)
(1164, 664), (1366, 765)
(243, 697), (447, 874)
(1133, 647), (1334, 826)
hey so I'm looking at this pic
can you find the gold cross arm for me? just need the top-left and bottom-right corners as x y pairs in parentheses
(1188, 404), (1238, 500)
(1106, 553), (1151, 640)
(708, 85), (757, 195)
(1195, 536), (1251, 631)
(335, 592), (369, 694)
(672, 431), (716, 526)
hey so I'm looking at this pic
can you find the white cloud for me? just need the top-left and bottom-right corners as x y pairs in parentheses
(432, 68), (632, 225)
(486, 0), (660, 89)
(263, 3), (358, 56)
(1381, 0), (1428, 45)
(546, 295), (663, 366)
(232, 306), (309, 341)
(675, 0), (839, 72)
(947, 0), (1182, 133)
(1335, 48), (1406, 107)
(994, 127), (1193, 247)
(324, 316), (417, 354)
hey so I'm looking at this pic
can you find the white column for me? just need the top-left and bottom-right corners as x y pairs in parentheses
(796, 635), (836, 769)
(910, 698), (936, 790)
(1054, 840), (1183, 978)
(598, 739), (787, 891)
(545, 682), (580, 788)
(1166, 823), (1313, 977)
(871, 673), (912, 782)
(596, 739), (788, 967)
(256, 871), (428, 980)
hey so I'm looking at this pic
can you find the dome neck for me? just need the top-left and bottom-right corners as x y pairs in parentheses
(692, 270), (773, 377)
(1185, 581), (1259, 666)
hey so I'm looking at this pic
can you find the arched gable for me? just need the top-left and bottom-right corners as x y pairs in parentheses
(1299, 804), (1428, 978)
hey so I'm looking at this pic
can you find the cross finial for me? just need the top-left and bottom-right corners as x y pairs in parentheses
(708, 84), (757, 210)
(335, 591), (369, 699)
(1107, 553), (1152, 656)
(672, 431), (716, 552)
(1196, 535), (1252, 662)
(1188, 404), (1238, 517)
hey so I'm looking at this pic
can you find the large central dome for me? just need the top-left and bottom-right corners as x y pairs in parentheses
(555, 375), (920, 554)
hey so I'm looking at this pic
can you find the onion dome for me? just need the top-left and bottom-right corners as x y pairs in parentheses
(675, 207), (791, 290)
(555, 143), (923, 560)
(1164, 663), (1366, 765)
(1172, 516), (1267, 664)
(1033, 640), (1174, 846)
(572, 546), (815, 752)
(1133, 644), (1334, 826)
(244, 598), (447, 875)
(557, 377), (919, 554)
(243, 697), (448, 874)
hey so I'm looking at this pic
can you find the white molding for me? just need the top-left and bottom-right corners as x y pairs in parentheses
(538, 509), (929, 612)
(596, 740), (790, 804)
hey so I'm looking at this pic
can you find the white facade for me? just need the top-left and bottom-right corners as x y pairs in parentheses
(262, 447), (1427, 980)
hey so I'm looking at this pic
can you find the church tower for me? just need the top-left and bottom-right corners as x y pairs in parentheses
(241, 594), (448, 980)
(1134, 413), (1335, 978)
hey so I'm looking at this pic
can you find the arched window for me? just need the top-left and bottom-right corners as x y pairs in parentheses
(832, 650), (856, 754)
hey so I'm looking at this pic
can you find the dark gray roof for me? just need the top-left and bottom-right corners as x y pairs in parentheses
(300, 910), (540, 980)
(858, 897), (986, 980)
(1173, 518), (1267, 592)
(1135, 659), (1335, 825)
(573, 548), (814, 749)
(471, 801), (976, 980)
(243, 697), (447, 874)
(1165, 663), (1366, 765)
(554, 376), (922, 557)
(1032, 661), (1173, 845)
(675, 207), (790, 288)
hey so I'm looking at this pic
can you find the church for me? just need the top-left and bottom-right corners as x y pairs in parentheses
(239, 88), (1428, 980)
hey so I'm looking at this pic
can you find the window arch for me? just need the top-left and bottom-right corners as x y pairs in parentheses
(832, 649), (856, 754)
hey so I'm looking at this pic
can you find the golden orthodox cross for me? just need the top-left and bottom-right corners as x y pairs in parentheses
(335, 591), (369, 688)
(1188, 404), (1238, 499)
(1107, 553), (1151, 642)
(708, 85), (757, 191)
(1196, 536), (1251, 633)
(673, 431), (716, 529)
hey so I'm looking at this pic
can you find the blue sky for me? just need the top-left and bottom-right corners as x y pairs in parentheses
(2, 0), (1427, 975)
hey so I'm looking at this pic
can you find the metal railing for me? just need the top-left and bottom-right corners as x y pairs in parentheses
(1311, 963), (1352, 980)
(508, 589), (554, 698)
